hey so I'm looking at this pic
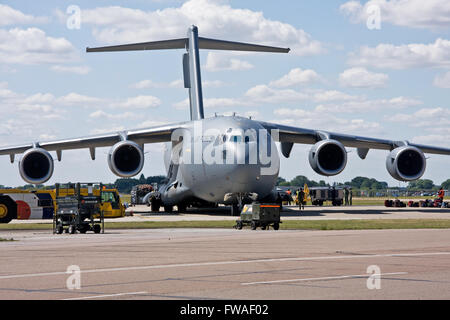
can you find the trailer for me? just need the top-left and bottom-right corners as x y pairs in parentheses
(0, 187), (125, 224)
(0, 189), (54, 223)
(309, 187), (344, 206)
(0, 194), (17, 224)
(130, 184), (154, 206)
(53, 183), (104, 234)
(235, 203), (281, 230)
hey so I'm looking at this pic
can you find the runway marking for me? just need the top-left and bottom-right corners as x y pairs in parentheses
(241, 272), (408, 286)
(62, 291), (147, 300)
(0, 251), (448, 281)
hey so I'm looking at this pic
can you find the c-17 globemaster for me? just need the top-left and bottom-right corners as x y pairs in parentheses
(1, 25), (450, 216)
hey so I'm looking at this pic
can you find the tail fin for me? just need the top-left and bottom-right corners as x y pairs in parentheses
(87, 25), (290, 121)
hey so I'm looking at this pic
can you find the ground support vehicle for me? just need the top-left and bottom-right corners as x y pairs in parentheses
(309, 187), (344, 206)
(235, 203), (281, 230)
(53, 183), (104, 234)
(130, 184), (154, 206)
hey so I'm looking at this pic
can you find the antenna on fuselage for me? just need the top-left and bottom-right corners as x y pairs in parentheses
(86, 25), (290, 121)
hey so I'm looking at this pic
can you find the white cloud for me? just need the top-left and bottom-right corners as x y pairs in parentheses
(269, 68), (320, 87)
(311, 90), (358, 102)
(273, 108), (382, 134)
(348, 38), (450, 70)
(340, 0), (450, 30)
(136, 120), (168, 128)
(433, 71), (450, 88)
(89, 110), (139, 120)
(115, 95), (161, 109)
(339, 67), (388, 88)
(0, 28), (78, 65)
(389, 107), (450, 128)
(50, 65), (91, 75)
(315, 96), (422, 114)
(72, 0), (323, 56)
(56, 93), (103, 107)
(130, 79), (182, 89)
(204, 52), (254, 71)
(0, 4), (47, 26)
(244, 85), (308, 104)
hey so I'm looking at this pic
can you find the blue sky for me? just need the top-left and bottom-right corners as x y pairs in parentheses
(0, 0), (449, 187)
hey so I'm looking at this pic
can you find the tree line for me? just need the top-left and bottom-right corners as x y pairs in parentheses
(1, 175), (449, 194)
(278, 175), (450, 191)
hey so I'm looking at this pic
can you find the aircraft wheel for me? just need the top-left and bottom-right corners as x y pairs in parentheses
(0, 196), (16, 224)
(261, 225), (267, 230)
(79, 225), (88, 234)
(273, 222), (280, 230)
(177, 204), (187, 213)
(93, 224), (101, 234)
(151, 200), (160, 212)
(236, 221), (243, 230)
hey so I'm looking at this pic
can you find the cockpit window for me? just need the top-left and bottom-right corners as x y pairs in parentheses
(230, 135), (242, 143)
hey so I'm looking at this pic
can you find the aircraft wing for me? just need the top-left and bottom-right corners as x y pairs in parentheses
(258, 120), (450, 158)
(0, 121), (189, 161)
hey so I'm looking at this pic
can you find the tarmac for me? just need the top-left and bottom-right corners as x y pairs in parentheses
(9, 204), (450, 224)
(0, 225), (449, 299)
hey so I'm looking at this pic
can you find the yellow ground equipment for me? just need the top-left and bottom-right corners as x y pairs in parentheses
(0, 185), (125, 223)
(53, 183), (104, 234)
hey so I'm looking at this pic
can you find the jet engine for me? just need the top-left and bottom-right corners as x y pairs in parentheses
(386, 146), (426, 181)
(309, 139), (347, 176)
(108, 140), (144, 177)
(19, 148), (54, 184)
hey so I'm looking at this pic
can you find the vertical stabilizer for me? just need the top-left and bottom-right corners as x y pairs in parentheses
(86, 25), (289, 121)
(186, 26), (204, 120)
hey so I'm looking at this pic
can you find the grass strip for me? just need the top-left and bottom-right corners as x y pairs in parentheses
(1, 219), (450, 231)
(0, 238), (15, 241)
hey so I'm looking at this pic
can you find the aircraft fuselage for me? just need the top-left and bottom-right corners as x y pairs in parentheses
(161, 115), (280, 205)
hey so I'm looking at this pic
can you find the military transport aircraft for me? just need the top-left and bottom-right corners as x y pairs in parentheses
(1, 26), (449, 215)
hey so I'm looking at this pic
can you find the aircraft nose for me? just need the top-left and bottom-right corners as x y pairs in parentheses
(221, 141), (261, 185)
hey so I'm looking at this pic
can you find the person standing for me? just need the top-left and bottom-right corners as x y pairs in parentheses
(438, 187), (445, 208)
(298, 188), (305, 210)
(286, 188), (292, 205)
(344, 188), (349, 206)
(349, 188), (353, 206)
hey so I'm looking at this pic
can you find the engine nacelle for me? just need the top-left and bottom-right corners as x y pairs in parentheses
(19, 148), (54, 184)
(108, 140), (144, 177)
(386, 146), (426, 181)
(309, 139), (347, 176)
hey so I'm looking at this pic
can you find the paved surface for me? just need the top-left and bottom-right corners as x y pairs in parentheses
(9, 205), (450, 224)
(0, 228), (449, 300)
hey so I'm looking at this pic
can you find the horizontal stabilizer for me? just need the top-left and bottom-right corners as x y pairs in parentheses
(86, 38), (187, 52)
(87, 37), (289, 53)
(198, 37), (290, 53)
